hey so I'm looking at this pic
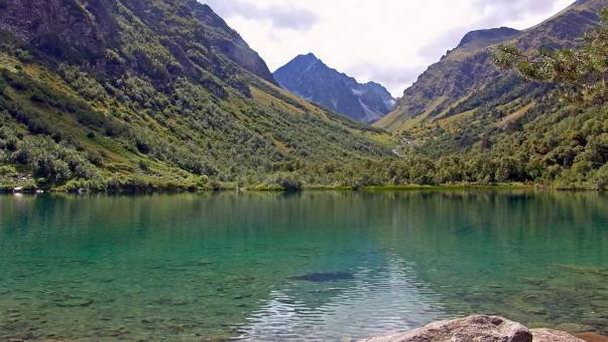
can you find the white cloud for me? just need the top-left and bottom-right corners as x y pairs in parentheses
(473, 0), (567, 26)
(201, 0), (574, 96)
(204, 0), (319, 31)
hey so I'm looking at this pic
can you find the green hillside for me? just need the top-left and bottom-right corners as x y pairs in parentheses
(0, 0), (393, 192)
(363, 0), (608, 190)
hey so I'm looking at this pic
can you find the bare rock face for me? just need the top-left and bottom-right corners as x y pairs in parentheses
(363, 315), (585, 342)
(0, 0), (110, 60)
(532, 329), (584, 342)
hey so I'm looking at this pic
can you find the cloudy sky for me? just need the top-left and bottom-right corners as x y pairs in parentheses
(203, 0), (574, 96)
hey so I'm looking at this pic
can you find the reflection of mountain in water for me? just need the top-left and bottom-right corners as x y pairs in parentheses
(237, 255), (449, 341)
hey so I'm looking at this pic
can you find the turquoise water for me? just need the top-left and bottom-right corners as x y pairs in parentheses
(0, 191), (607, 341)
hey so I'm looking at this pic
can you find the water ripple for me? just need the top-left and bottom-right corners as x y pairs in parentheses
(237, 256), (449, 341)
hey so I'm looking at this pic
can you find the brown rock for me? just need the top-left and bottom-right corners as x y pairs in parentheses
(363, 315), (532, 342)
(576, 332), (608, 342)
(532, 329), (584, 342)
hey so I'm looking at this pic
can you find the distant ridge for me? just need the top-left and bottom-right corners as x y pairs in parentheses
(456, 27), (521, 49)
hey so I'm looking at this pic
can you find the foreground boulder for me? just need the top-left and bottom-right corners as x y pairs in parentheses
(364, 315), (583, 342)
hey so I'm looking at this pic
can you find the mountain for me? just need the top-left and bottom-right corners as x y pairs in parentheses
(0, 0), (276, 93)
(274, 53), (395, 123)
(376, 0), (605, 133)
(0, 0), (392, 192)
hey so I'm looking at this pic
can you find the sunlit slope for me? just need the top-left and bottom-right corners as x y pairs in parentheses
(0, 0), (393, 191)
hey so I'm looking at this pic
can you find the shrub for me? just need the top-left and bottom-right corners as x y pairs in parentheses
(86, 150), (104, 166)
(277, 176), (302, 192)
(138, 159), (151, 172)
(8, 136), (98, 183)
(0, 75), (6, 94)
(595, 164), (608, 191)
(136, 140), (150, 154)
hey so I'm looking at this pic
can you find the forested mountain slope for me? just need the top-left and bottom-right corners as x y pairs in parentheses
(0, 0), (392, 191)
(355, 0), (608, 190)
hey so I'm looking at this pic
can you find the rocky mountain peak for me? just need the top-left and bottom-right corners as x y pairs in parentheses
(300, 52), (320, 61)
(287, 53), (323, 69)
(274, 54), (394, 123)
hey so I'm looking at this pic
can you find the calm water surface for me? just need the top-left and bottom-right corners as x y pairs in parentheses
(0, 191), (607, 341)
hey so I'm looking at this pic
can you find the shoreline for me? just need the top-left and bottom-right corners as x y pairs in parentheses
(2, 183), (606, 195)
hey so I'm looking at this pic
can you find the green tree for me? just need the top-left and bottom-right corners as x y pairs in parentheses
(492, 9), (608, 103)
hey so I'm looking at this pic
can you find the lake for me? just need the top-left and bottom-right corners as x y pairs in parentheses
(0, 191), (607, 341)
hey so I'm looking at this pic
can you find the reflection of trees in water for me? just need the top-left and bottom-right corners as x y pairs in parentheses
(0, 191), (607, 338)
(374, 191), (608, 333)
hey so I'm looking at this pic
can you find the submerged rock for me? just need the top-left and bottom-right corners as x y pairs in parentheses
(54, 297), (94, 308)
(291, 272), (355, 283)
(363, 315), (584, 342)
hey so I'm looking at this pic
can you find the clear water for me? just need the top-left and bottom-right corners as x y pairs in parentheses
(1, 191), (607, 341)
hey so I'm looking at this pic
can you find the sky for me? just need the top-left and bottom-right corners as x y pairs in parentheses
(202, 0), (574, 97)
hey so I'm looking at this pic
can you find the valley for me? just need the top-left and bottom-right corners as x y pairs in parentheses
(0, 0), (606, 192)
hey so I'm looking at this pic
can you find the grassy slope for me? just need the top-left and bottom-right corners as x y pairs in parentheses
(0, 53), (393, 191)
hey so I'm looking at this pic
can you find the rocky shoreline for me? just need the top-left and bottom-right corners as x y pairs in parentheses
(363, 315), (608, 342)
